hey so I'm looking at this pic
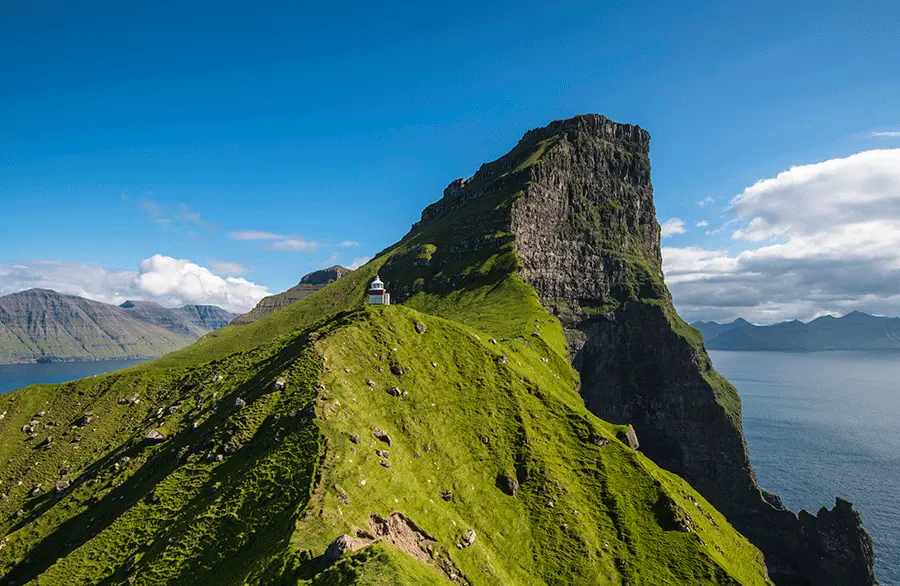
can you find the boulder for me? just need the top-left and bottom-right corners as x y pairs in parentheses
(618, 425), (640, 450)
(414, 321), (427, 334)
(234, 397), (246, 409)
(145, 429), (166, 443)
(386, 386), (402, 397)
(457, 529), (477, 549)
(55, 480), (70, 494)
(373, 428), (392, 446)
(273, 377), (287, 391)
(324, 534), (358, 562)
(390, 364), (409, 376)
(496, 473), (519, 496)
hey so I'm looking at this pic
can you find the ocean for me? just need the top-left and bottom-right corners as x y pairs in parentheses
(0, 359), (149, 394)
(711, 350), (899, 585)
(0, 353), (896, 582)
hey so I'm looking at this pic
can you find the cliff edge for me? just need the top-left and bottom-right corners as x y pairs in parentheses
(404, 114), (877, 585)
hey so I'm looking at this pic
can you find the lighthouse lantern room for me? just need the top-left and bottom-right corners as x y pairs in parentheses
(367, 276), (391, 305)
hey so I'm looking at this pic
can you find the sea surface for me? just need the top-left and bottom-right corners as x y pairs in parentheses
(710, 350), (899, 585)
(0, 359), (149, 394)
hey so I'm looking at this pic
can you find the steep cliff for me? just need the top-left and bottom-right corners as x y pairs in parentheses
(0, 120), (779, 585)
(402, 114), (876, 585)
(0, 115), (876, 585)
(232, 266), (351, 325)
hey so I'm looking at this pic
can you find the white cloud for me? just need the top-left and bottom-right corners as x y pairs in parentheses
(695, 220), (709, 227)
(0, 260), (136, 305)
(209, 260), (248, 276)
(136, 199), (206, 229)
(175, 203), (205, 225)
(666, 149), (900, 323)
(229, 230), (289, 241)
(269, 239), (318, 251)
(660, 218), (686, 238)
(0, 255), (270, 314)
(871, 131), (900, 138)
(132, 255), (268, 312)
(340, 241), (360, 247)
(697, 196), (715, 207)
(348, 256), (370, 270)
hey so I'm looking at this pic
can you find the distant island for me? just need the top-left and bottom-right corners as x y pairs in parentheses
(692, 311), (900, 351)
(0, 288), (236, 364)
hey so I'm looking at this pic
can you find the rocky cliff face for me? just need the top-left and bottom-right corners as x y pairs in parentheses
(413, 115), (878, 585)
(119, 301), (236, 336)
(0, 290), (231, 363)
(231, 266), (351, 325)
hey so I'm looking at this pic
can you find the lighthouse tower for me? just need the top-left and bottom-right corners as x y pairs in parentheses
(367, 276), (391, 305)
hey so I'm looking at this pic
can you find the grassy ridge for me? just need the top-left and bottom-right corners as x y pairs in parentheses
(0, 124), (770, 584)
(0, 286), (771, 584)
(296, 305), (770, 585)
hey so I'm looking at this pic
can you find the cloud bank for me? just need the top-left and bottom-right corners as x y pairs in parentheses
(0, 255), (270, 314)
(664, 149), (900, 323)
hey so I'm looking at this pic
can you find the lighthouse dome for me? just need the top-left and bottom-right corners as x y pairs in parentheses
(369, 276), (384, 290)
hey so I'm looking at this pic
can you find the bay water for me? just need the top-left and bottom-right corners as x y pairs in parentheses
(0, 359), (148, 394)
(711, 350), (899, 585)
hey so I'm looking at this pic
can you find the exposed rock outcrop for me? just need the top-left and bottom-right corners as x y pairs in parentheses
(232, 266), (351, 325)
(402, 114), (878, 585)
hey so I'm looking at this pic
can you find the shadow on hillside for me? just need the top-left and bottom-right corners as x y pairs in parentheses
(1, 317), (343, 585)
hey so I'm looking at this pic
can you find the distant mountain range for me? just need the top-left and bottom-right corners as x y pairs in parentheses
(0, 288), (236, 363)
(692, 311), (900, 351)
(231, 265), (351, 325)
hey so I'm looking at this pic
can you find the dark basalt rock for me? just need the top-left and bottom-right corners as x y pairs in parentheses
(399, 114), (877, 585)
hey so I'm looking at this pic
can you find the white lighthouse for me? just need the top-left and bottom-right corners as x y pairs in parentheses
(367, 276), (391, 305)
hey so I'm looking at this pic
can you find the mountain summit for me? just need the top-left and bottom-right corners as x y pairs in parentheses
(0, 115), (876, 585)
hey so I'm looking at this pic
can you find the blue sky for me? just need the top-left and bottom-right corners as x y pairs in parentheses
(2, 0), (900, 319)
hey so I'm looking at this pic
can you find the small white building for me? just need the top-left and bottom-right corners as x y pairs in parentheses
(367, 276), (391, 305)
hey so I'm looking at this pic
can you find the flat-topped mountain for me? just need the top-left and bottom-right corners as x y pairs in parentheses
(0, 289), (235, 363)
(231, 265), (351, 325)
(0, 116), (877, 585)
(694, 311), (900, 351)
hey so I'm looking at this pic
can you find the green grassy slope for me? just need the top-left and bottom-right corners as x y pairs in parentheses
(0, 126), (771, 585)
(0, 298), (770, 585)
